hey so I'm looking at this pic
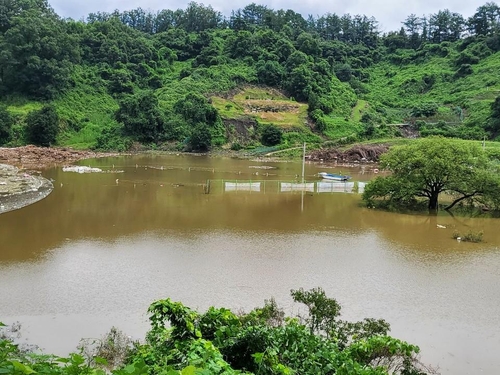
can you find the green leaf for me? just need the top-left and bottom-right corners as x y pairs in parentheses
(0, 322), (6, 327)
(94, 357), (108, 366)
(181, 366), (197, 375)
(11, 361), (36, 375)
(124, 364), (137, 374)
(70, 353), (85, 366)
(252, 352), (264, 364)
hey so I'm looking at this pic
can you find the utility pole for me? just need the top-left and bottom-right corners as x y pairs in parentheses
(301, 142), (306, 213)
(301, 142), (306, 184)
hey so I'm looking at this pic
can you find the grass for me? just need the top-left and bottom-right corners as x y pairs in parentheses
(364, 48), (500, 129)
(2, 95), (43, 118)
(323, 117), (363, 140)
(452, 230), (484, 243)
(54, 66), (120, 148)
(351, 100), (368, 122)
(212, 87), (309, 128)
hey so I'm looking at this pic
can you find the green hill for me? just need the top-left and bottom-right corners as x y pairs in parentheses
(1, 0), (500, 152)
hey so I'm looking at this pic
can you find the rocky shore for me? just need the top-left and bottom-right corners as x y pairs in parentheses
(0, 145), (116, 169)
(308, 144), (389, 163)
(0, 146), (117, 214)
(0, 164), (53, 214)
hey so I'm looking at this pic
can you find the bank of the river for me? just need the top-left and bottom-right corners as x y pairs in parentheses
(0, 142), (386, 214)
(0, 164), (53, 214)
(0, 146), (122, 213)
(0, 145), (119, 169)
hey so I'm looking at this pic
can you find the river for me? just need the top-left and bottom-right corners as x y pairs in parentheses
(0, 154), (499, 374)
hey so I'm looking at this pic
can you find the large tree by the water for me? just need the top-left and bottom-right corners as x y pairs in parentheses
(363, 137), (500, 211)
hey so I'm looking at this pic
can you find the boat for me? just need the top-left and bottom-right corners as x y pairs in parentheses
(318, 172), (351, 181)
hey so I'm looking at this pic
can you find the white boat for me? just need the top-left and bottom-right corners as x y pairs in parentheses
(318, 172), (351, 181)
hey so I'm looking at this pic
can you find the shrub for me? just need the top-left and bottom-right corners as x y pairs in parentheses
(26, 105), (59, 147)
(0, 106), (13, 145)
(190, 123), (212, 152)
(261, 124), (283, 146)
(411, 103), (438, 118)
(452, 230), (483, 243)
(455, 64), (474, 78)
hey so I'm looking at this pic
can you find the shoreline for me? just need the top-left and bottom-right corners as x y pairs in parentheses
(0, 145), (120, 170)
(0, 143), (387, 170)
(0, 164), (54, 214)
(0, 143), (386, 214)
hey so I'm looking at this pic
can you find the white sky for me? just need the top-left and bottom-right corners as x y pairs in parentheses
(49, 0), (492, 32)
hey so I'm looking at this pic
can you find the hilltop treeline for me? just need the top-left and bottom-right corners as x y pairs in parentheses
(1, 0), (500, 150)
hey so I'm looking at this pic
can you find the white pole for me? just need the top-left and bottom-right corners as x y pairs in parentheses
(301, 142), (306, 184)
(301, 142), (306, 213)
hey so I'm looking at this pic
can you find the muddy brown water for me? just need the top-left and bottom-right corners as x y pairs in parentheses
(0, 154), (499, 374)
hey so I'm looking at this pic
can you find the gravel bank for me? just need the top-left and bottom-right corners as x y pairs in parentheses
(0, 164), (53, 214)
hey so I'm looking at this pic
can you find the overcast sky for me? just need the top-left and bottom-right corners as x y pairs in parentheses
(49, 0), (489, 32)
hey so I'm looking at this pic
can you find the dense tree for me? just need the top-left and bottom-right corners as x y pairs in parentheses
(256, 60), (285, 86)
(174, 93), (223, 150)
(26, 105), (59, 146)
(174, 93), (219, 126)
(261, 124), (283, 146)
(2, 0), (500, 150)
(467, 2), (500, 36)
(189, 123), (212, 151)
(402, 14), (422, 49)
(115, 91), (166, 143)
(0, 1), (77, 98)
(142, 289), (433, 374)
(428, 10), (465, 43)
(363, 137), (500, 211)
(0, 105), (13, 145)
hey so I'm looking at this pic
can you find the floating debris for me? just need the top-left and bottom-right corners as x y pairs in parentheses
(249, 166), (277, 169)
(63, 166), (103, 173)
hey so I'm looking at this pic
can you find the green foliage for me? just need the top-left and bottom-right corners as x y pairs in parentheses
(489, 96), (500, 134)
(410, 103), (438, 118)
(0, 289), (436, 375)
(189, 124), (212, 152)
(0, 106), (13, 145)
(115, 91), (166, 143)
(0, 0), (79, 99)
(3, 0), (500, 150)
(94, 124), (131, 151)
(452, 230), (484, 243)
(260, 124), (283, 146)
(363, 137), (500, 211)
(133, 290), (432, 375)
(26, 105), (59, 146)
(290, 287), (341, 335)
(174, 93), (218, 126)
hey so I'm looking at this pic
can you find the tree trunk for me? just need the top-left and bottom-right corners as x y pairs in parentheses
(428, 192), (439, 211)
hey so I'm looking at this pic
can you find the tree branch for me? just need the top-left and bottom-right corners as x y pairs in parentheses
(444, 192), (478, 211)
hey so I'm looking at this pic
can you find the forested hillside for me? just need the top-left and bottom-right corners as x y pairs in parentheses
(1, 0), (500, 152)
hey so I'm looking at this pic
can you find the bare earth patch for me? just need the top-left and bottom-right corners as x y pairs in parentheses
(308, 144), (390, 163)
(0, 145), (117, 169)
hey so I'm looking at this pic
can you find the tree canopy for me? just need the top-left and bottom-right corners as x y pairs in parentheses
(363, 137), (500, 211)
(26, 105), (59, 146)
(2, 1), (500, 150)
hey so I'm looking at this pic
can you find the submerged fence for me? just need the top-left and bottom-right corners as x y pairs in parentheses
(205, 180), (365, 194)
